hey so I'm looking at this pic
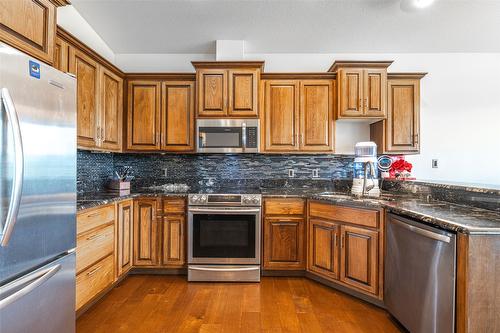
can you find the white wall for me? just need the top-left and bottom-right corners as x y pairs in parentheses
(57, 6), (116, 64)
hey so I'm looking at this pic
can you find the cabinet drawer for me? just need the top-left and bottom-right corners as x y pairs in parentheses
(76, 254), (114, 310)
(264, 199), (305, 216)
(76, 224), (114, 274)
(163, 198), (186, 214)
(77, 205), (115, 235)
(309, 202), (379, 229)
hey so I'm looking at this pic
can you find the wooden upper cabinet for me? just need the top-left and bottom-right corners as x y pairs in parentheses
(299, 80), (334, 151)
(0, 0), (57, 64)
(69, 48), (99, 149)
(370, 73), (425, 154)
(192, 61), (263, 118)
(117, 200), (133, 277)
(133, 199), (158, 266)
(330, 61), (392, 119)
(386, 77), (421, 153)
(197, 69), (227, 117)
(54, 36), (69, 72)
(308, 219), (339, 281)
(99, 67), (123, 151)
(338, 69), (364, 117)
(228, 69), (258, 117)
(340, 225), (379, 295)
(264, 80), (300, 151)
(364, 69), (386, 117)
(161, 81), (195, 151)
(127, 80), (161, 151)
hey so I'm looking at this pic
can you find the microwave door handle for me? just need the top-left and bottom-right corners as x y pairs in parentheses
(241, 122), (247, 152)
(0, 88), (24, 247)
(199, 132), (206, 148)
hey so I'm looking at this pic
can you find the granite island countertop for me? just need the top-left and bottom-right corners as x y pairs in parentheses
(78, 186), (500, 235)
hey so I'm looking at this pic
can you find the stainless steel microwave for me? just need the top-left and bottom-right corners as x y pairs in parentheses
(196, 119), (260, 153)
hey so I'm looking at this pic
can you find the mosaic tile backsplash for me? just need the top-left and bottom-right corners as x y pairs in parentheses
(77, 150), (353, 193)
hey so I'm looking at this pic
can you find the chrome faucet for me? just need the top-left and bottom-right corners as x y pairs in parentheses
(362, 162), (376, 196)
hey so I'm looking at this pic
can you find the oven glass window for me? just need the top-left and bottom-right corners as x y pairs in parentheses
(193, 214), (256, 258)
(199, 127), (242, 148)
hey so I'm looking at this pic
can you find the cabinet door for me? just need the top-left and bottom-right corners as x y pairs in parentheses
(228, 69), (259, 117)
(0, 0), (56, 64)
(133, 199), (158, 266)
(197, 69), (227, 117)
(340, 225), (379, 295)
(99, 67), (123, 151)
(308, 219), (339, 281)
(161, 81), (195, 151)
(386, 78), (420, 153)
(161, 214), (186, 267)
(299, 80), (334, 151)
(364, 69), (387, 117)
(338, 69), (364, 117)
(264, 80), (300, 151)
(54, 36), (69, 72)
(127, 81), (161, 150)
(117, 200), (133, 277)
(263, 217), (305, 270)
(69, 48), (99, 149)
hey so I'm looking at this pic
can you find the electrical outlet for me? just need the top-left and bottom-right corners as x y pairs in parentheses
(288, 169), (295, 178)
(312, 169), (319, 178)
(163, 168), (168, 177)
(432, 159), (438, 168)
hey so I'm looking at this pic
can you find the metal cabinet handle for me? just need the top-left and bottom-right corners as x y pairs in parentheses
(414, 133), (419, 144)
(364, 97), (368, 109)
(86, 265), (103, 276)
(341, 235), (345, 248)
(242, 122), (247, 152)
(334, 234), (338, 247)
(101, 127), (104, 142)
(189, 266), (259, 272)
(86, 233), (105, 241)
(0, 264), (60, 310)
(0, 88), (24, 247)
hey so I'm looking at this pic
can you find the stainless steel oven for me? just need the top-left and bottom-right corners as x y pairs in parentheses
(196, 119), (260, 153)
(187, 194), (261, 282)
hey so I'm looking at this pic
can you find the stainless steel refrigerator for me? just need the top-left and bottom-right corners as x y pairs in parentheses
(0, 43), (76, 333)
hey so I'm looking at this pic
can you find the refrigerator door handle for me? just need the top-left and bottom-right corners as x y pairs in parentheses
(0, 87), (24, 246)
(0, 264), (61, 310)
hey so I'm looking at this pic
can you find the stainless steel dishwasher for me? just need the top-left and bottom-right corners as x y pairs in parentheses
(385, 213), (456, 333)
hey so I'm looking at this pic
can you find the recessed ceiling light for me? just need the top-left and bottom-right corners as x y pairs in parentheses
(400, 0), (436, 11)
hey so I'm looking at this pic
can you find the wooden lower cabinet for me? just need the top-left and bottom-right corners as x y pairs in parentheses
(76, 254), (114, 311)
(340, 225), (379, 295)
(263, 198), (306, 270)
(307, 201), (383, 299)
(117, 200), (133, 277)
(308, 219), (339, 280)
(161, 214), (186, 267)
(133, 198), (159, 266)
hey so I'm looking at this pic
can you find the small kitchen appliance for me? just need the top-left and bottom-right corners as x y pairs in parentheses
(351, 142), (381, 197)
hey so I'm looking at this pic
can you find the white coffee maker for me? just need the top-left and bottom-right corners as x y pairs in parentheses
(351, 142), (381, 197)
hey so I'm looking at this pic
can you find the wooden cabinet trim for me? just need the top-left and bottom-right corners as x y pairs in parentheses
(264, 198), (305, 216)
(309, 202), (380, 229)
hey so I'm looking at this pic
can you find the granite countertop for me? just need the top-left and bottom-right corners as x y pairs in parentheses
(77, 186), (500, 235)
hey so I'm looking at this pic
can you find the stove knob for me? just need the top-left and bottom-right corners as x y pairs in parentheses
(200, 195), (208, 203)
(191, 195), (199, 204)
(252, 197), (260, 205)
(242, 196), (251, 205)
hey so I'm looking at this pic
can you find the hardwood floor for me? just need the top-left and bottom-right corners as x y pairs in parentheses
(77, 275), (403, 333)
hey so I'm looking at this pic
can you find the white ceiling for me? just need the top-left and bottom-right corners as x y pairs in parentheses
(71, 0), (500, 54)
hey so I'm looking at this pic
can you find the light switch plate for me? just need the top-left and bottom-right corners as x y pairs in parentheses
(288, 169), (295, 178)
(432, 159), (438, 168)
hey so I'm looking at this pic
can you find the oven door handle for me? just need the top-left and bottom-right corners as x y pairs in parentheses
(189, 266), (260, 272)
(188, 207), (261, 214)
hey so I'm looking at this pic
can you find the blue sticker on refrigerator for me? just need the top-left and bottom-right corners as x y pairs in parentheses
(29, 60), (40, 79)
